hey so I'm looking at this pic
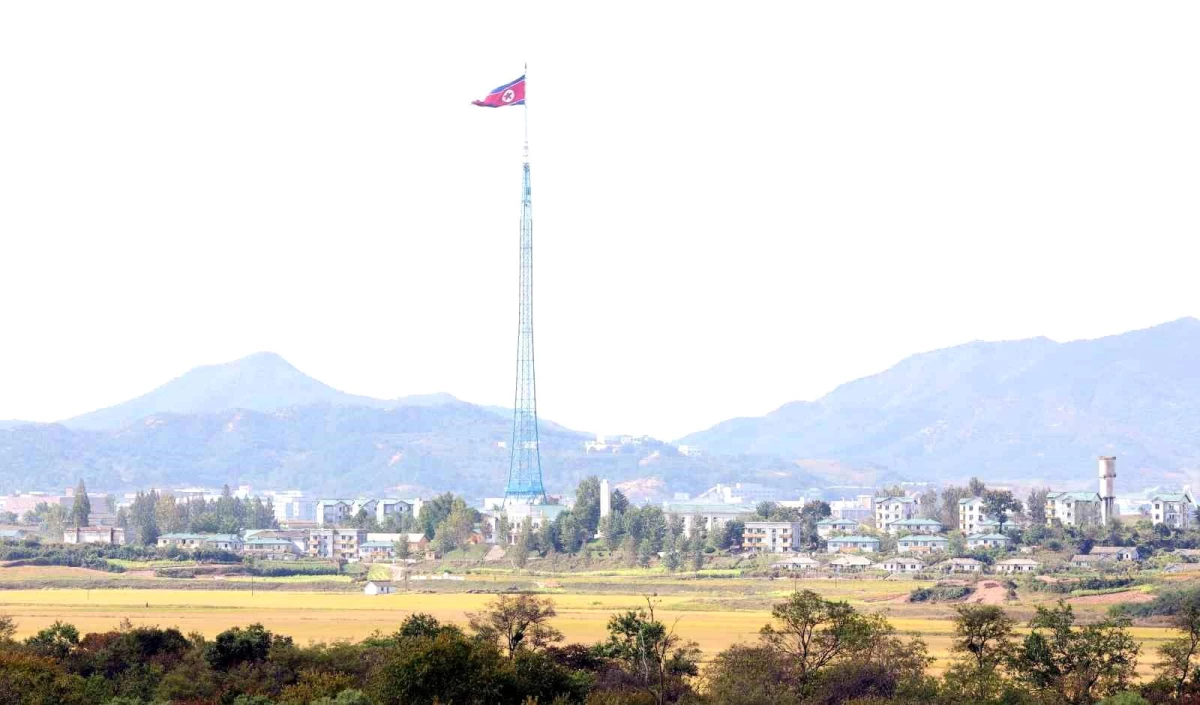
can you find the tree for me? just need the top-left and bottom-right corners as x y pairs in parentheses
(1027, 487), (1050, 525)
(759, 589), (892, 688)
(1011, 600), (1139, 704)
(205, 623), (285, 670)
(574, 476), (602, 537)
(600, 597), (699, 705)
(943, 605), (1016, 703)
(969, 477), (987, 497)
(25, 621), (80, 660)
(940, 486), (971, 531)
(918, 489), (940, 520)
(393, 537), (411, 562)
(1153, 592), (1200, 699)
(0, 614), (16, 643)
(70, 480), (90, 528)
(798, 501), (831, 548)
(417, 492), (455, 539)
(610, 488), (629, 514)
(982, 490), (1022, 533)
(468, 594), (563, 659)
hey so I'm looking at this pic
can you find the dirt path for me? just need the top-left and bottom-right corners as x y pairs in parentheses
(964, 580), (1008, 605)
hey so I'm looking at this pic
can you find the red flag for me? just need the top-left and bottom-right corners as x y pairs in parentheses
(472, 75), (526, 108)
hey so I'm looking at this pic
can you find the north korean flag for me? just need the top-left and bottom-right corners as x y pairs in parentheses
(472, 75), (526, 108)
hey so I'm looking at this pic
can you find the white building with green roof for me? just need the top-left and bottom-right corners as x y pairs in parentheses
(826, 535), (880, 554)
(815, 517), (860, 538)
(885, 517), (943, 536)
(966, 533), (1011, 549)
(1045, 491), (1101, 528)
(896, 534), (950, 554)
(1151, 492), (1194, 529)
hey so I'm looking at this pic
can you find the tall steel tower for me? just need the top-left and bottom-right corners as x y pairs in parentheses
(504, 143), (547, 505)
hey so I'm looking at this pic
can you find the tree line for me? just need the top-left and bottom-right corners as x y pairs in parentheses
(117, 486), (278, 544)
(6, 587), (1200, 704)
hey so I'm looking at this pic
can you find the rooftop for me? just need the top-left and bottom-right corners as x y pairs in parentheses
(898, 534), (949, 542)
(968, 533), (1010, 541)
(827, 535), (880, 543)
(891, 518), (941, 525)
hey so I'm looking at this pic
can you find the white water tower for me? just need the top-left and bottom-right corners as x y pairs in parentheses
(1098, 456), (1116, 524)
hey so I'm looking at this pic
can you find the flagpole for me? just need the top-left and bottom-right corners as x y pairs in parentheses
(523, 62), (529, 163)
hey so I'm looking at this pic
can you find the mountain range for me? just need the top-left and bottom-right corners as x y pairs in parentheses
(681, 317), (1200, 489)
(1, 318), (1198, 498)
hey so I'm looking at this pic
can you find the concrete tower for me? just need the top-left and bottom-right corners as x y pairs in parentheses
(1098, 456), (1117, 524)
(600, 479), (612, 519)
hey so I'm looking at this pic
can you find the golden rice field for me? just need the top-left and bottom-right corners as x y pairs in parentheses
(0, 580), (1182, 674)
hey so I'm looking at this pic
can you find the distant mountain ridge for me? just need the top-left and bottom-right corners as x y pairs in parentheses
(680, 317), (1200, 487)
(0, 352), (828, 498)
(64, 352), (460, 431)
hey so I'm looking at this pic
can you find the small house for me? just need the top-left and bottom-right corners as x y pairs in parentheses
(829, 554), (874, 573)
(881, 557), (925, 574)
(363, 580), (396, 596)
(994, 558), (1041, 574)
(1088, 546), (1139, 562)
(936, 557), (984, 573)
(771, 555), (821, 571)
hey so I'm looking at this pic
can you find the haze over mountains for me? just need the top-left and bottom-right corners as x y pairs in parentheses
(1, 318), (1197, 498)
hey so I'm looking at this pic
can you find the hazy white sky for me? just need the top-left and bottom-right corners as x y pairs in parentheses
(1, 3), (1197, 440)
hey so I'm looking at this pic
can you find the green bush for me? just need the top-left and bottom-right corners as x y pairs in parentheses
(908, 586), (972, 603)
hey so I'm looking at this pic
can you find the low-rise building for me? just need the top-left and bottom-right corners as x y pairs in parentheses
(743, 521), (802, 553)
(364, 580), (396, 595)
(936, 557), (983, 574)
(880, 557), (924, 574)
(829, 495), (875, 522)
(826, 535), (880, 554)
(244, 529), (307, 554)
(242, 537), (300, 560)
(1045, 491), (1102, 528)
(994, 558), (1040, 574)
(62, 526), (125, 545)
(157, 533), (243, 551)
(315, 500), (354, 527)
(874, 496), (917, 533)
(896, 534), (950, 554)
(829, 554), (874, 573)
(771, 555), (821, 571)
(660, 502), (754, 540)
(375, 499), (413, 525)
(966, 533), (1011, 550)
(816, 518), (860, 538)
(1151, 493), (1194, 529)
(358, 540), (397, 561)
(885, 517), (943, 536)
(0, 529), (31, 541)
(1087, 546), (1139, 562)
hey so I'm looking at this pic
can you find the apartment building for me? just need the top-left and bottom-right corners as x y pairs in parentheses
(958, 496), (987, 534)
(896, 534), (950, 554)
(307, 528), (367, 560)
(874, 496), (916, 532)
(742, 521), (802, 554)
(1045, 491), (1102, 527)
(1151, 493), (1194, 529)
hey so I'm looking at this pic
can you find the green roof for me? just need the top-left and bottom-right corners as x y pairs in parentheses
(1152, 493), (1192, 503)
(661, 503), (753, 515)
(816, 518), (858, 525)
(958, 497), (983, 505)
(245, 538), (293, 546)
(360, 541), (395, 548)
(891, 518), (941, 526)
(1047, 491), (1100, 502)
(968, 533), (1010, 541)
(875, 496), (915, 505)
(827, 535), (880, 543)
(898, 534), (949, 543)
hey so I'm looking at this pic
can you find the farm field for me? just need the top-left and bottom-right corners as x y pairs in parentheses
(0, 572), (1184, 674)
